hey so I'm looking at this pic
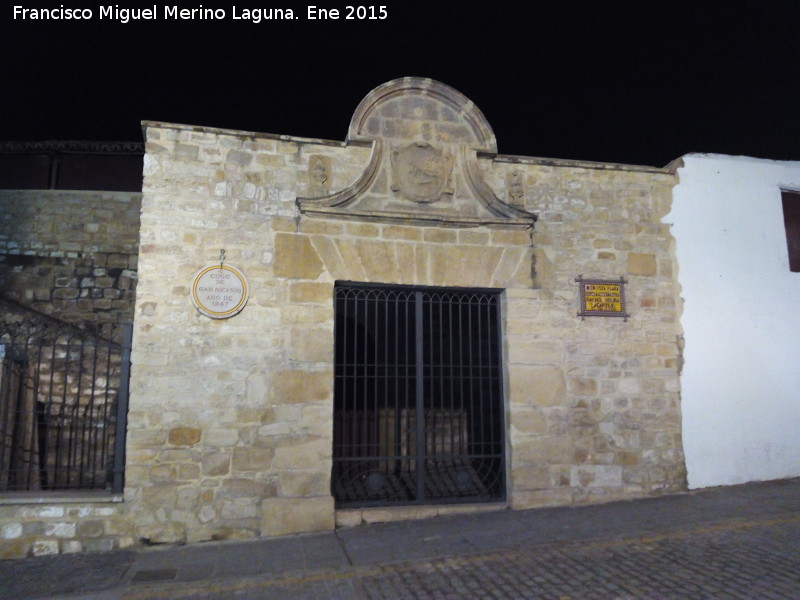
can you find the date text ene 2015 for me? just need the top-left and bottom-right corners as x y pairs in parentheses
(308, 6), (388, 20)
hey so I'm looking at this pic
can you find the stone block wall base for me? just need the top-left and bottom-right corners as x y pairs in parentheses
(511, 489), (574, 510)
(0, 539), (31, 559)
(0, 497), (133, 559)
(261, 496), (335, 537)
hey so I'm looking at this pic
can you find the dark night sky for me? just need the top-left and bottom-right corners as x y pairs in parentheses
(1, 1), (798, 167)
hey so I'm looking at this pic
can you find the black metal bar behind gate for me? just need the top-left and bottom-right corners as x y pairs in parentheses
(332, 283), (505, 507)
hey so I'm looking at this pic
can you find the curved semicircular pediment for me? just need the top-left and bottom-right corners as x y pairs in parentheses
(298, 77), (535, 228)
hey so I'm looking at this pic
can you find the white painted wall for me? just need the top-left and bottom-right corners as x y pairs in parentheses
(667, 154), (800, 488)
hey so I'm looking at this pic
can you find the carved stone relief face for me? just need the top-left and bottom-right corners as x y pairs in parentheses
(390, 142), (453, 204)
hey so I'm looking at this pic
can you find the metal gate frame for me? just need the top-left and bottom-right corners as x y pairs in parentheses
(332, 282), (506, 508)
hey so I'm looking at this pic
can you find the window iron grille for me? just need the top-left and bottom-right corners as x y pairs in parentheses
(0, 301), (131, 493)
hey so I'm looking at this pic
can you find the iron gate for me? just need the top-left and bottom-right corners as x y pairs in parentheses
(332, 283), (506, 507)
(0, 302), (131, 493)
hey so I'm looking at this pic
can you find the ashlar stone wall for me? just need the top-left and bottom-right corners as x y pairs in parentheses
(0, 190), (140, 327)
(127, 78), (685, 548)
(485, 157), (684, 508)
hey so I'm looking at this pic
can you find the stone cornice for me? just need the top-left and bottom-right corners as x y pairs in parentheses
(491, 153), (677, 175)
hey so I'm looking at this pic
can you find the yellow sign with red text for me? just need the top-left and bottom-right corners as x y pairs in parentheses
(582, 282), (623, 313)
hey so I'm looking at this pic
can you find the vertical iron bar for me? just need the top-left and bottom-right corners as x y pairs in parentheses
(43, 331), (61, 490)
(93, 340), (107, 488)
(373, 292), (379, 468)
(18, 337), (31, 490)
(480, 299), (488, 457)
(339, 291), (345, 489)
(437, 295), (444, 467)
(487, 298), (494, 458)
(353, 291), (360, 468)
(476, 297), (485, 464)
(457, 297), (465, 462)
(379, 294), (384, 473)
(383, 293), (390, 475)
(404, 292), (411, 488)
(343, 290), (351, 473)
(361, 293), (368, 467)
(494, 295), (506, 499)
(70, 333), (88, 489)
(83, 337), (101, 488)
(41, 329), (57, 489)
(61, 334), (72, 488)
(332, 290), (338, 488)
(99, 338), (114, 488)
(62, 333), (77, 488)
(8, 354), (26, 489)
(448, 297), (454, 459)
(0, 353), (10, 486)
(341, 290), (346, 474)
(414, 291), (425, 502)
(393, 294), (399, 476)
(112, 323), (132, 494)
(464, 300), (472, 468)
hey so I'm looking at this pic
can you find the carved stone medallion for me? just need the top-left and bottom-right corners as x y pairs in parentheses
(390, 142), (453, 204)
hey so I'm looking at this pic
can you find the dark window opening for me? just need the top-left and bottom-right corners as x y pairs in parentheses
(781, 190), (800, 272)
(332, 282), (506, 508)
(0, 142), (143, 192)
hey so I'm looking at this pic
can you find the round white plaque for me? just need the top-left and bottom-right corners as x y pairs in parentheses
(191, 264), (249, 319)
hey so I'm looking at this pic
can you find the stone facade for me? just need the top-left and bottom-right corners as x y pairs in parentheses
(126, 78), (684, 546)
(0, 78), (686, 557)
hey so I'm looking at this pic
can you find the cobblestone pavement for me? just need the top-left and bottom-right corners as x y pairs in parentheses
(87, 514), (800, 599)
(2, 479), (798, 600)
